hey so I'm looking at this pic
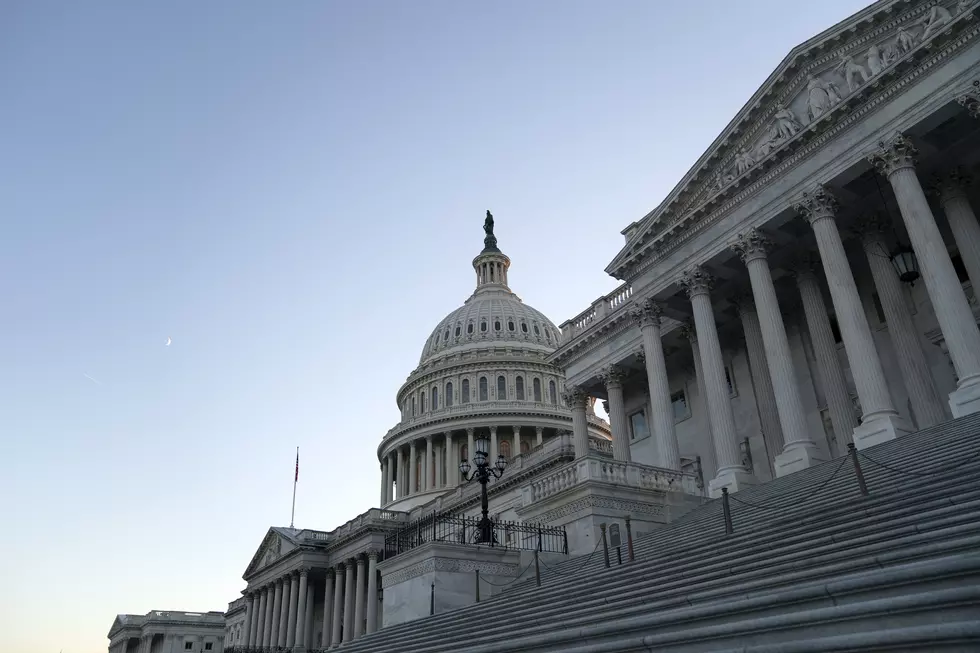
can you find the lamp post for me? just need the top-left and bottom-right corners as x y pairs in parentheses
(459, 433), (507, 544)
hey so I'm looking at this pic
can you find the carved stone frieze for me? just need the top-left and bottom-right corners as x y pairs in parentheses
(794, 186), (839, 225)
(681, 265), (714, 298)
(531, 495), (666, 526)
(868, 132), (918, 177)
(731, 228), (771, 264)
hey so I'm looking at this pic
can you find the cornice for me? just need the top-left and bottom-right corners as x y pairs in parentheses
(609, 0), (976, 280)
(549, 305), (639, 369)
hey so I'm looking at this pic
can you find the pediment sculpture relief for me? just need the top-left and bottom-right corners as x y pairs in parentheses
(705, 1), (971, 195)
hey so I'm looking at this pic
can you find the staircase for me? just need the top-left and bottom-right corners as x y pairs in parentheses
(339, 413), (980, 652)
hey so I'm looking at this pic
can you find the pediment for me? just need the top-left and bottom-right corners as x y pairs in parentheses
(243, 527), (297, 579)
(607, 0), (976, 279)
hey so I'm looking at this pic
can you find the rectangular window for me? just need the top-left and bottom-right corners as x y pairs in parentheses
(671, 389), (690, 422)
(184, 644), (193, 651)
(629, 410), (649, 441)
(205, 644), (213, 651)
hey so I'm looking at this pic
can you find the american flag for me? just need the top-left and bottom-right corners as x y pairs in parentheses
(295, 448), (299, 482)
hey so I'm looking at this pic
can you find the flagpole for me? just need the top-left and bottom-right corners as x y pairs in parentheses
(290, 446), (299, 528)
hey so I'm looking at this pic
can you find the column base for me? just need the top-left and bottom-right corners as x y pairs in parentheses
(708, 467), (758, 498)
(774, 441), (830, 477)
(851, 412), (914, 450)
(949, 374), (980, 418)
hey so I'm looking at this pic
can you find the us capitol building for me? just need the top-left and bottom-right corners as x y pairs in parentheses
(110, 1), (980, 651)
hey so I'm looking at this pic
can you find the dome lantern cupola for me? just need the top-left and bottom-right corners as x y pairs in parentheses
(473, 210), (510, 292)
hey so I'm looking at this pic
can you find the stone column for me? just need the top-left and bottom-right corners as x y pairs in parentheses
(490, 426), (498, 460)
(632, 298), (681, 469)
(466, 428), (475, 464)
(303, 576), (315, 647)
(343, 559), (356, 642)
(794, 259), (858, 452)
(255, 587), (268, 646)
(535, 426), (544, 447)
(599, 366), (631, 462)
(281, 573), (295, 647)
(354, 556), (367, 637)
(444, 432), (453, 487)
(294, 569), (309, 647)
(244, 594), (255, 646)
(395, 448), (404, 499)
(733, 229), (826, 475)
(871, 135), (980, 417)
(934, 168), (980, 293)
(512, 425), (521, 456)
(262, 581), (282, 646)
(858, 215), (947, 428)
(366, 552), (380, 634)
(681, 266), (756, 495)
(733, 294), (783, 470)
(408, 441), (418, 495)
(425, 435), (434, 491)
(682, 324), (717, 476)
(564, 388), (589, 458)
(269, 579), (283, 646)
(380, 458), (388, 506)
(795, 186), (911, 447)
(330, 564), (344, 646)
(321, 569), (334, 648)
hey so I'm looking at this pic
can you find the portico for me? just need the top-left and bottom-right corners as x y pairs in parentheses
(553, 2), (980, 496)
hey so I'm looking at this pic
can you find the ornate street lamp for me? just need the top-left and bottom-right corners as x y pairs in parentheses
(459, 434), (507, 544)
(890, 243), (920, 285)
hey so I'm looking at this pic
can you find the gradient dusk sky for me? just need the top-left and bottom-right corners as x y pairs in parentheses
(0, 1), (872, 650)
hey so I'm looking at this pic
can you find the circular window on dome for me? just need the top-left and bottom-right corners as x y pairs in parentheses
(481, 321), (488, 333)
(467, 322), (474, 335)
(494, 320), (501, 331)
(508, 320), (515, 331)
(521, 322), (528, 333)
(455, 326), (461, 337)
(533, 324), (540, 336)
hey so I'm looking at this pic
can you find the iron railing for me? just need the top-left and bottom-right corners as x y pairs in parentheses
(384, 511), (567, 559)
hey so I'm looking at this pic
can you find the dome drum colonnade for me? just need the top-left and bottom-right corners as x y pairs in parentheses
(563, 130), (980, 497)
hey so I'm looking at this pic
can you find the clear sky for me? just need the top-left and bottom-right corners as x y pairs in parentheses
(0, 1), (872, 650)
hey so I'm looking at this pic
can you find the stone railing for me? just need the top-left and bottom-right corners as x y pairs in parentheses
(588, 439), (613, 456)
(560, 282), (633, 340)
(523, 456), (702, 504)
(297, 509), (410, 544)
(387, 400), (570, 437)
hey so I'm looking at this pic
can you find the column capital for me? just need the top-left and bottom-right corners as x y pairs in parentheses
(794, 186), (839, 224)
(731, 228), (771, 264)
(562, 386), (588, 409)
(679, 321), (698, 343)
(680, 265), (714, 298)
(731, 292), (756, 317)
(851, 212), (893, 243)
(598, 365), (626, 389)
(409, 440), (417, 450)
(629, 297), (663, 327)
(635, 344), (646, 365)
(299, 568), (309, 578)
(535, 426), (543, 434)
(788, 252), (823, 280)
(868, 132), (917, 177)
(929, 166), (973, 205)
(957, 79), (979, 118)
(367, 550), (379, 561)
(425, 433), (433, 443)
(466, 427), (475, 436)
(511, 424), (521, 433)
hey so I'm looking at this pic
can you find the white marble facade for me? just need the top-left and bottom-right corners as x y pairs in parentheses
(108, 611), (226, 653)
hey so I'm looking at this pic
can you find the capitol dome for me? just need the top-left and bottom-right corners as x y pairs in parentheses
(378, 212), (610, 512)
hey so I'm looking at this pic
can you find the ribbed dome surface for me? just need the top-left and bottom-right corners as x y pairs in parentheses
(418, 288), (561, 365)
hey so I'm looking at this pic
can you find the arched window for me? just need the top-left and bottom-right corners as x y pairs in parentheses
(499, 440), (511, 459)
(412, 396), (416, 416)
(479, 377), (488, 401)
(480, 320), (488, 333)
(533, 377), (542, 402)
(420, 391), (426, 413)
(521, 440), (531, 454)
(444, 328), (450, 342)
(462, 379), (470, 403)
(508, 320), (515, 331)
(455, 325), (461, 337)
(516, 376), (525, 400)
(467, 322), (474, 335)
(494, 320), (501, 331)
(521, 322), (529, 333)
(549, 380), (558, 404)
(533, 324), (541, 336)
(545, 329), (552, 342)
(446, 381), (454, 407)
(497, 375), (507, 400)
(431, 386), (438, 410)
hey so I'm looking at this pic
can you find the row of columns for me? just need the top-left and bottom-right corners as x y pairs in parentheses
(242, 568), (313, 650)
(381, 426), (546, 504)
(323, 552), (379, 647)
(562, 134), (980, 496)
